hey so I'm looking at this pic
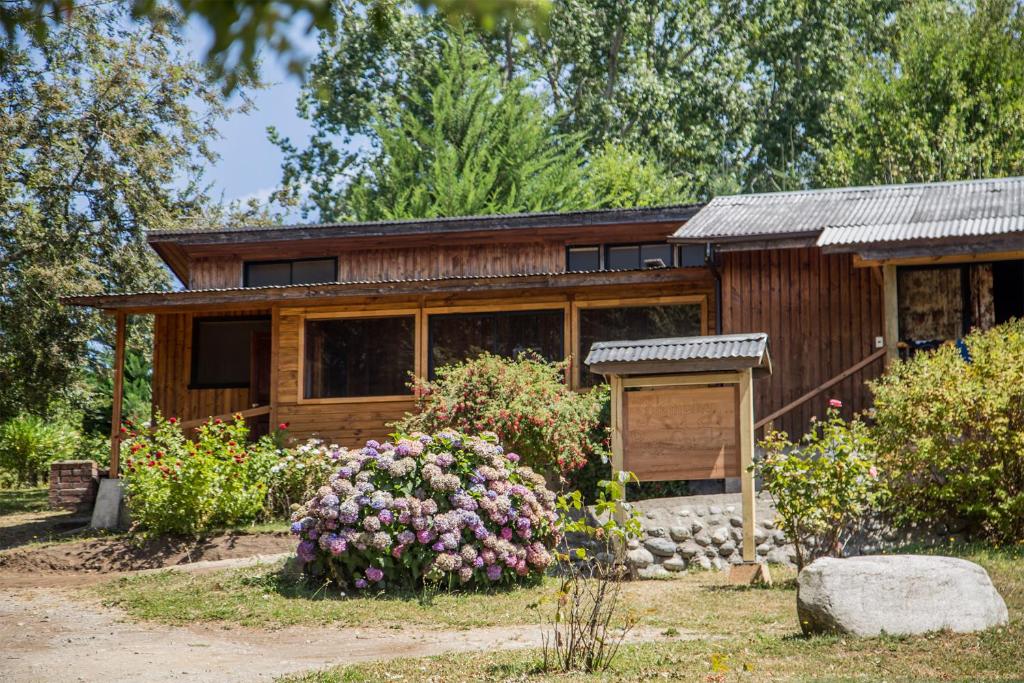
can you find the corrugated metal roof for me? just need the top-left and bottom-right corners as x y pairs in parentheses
(585, 333), (768, 365)
(671, 176), (1024, 248)
(61, 265), (691, 310)
(148, 204), (702, 242)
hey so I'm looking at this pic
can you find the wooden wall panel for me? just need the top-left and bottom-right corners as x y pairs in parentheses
(721, 248), (884, 438)
(151, 310), (264, 423)
(189, 257), (242, 289)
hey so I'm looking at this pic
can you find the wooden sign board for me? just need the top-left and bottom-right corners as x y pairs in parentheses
(622, 385), (740, 481)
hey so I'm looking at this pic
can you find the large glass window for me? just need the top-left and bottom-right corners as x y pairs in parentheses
(578, 303), (702, 386)
(190, 317), (270, 388)
(428, 309), (565, 377)
(304, 316), (415, 399)
(604, 243), (675, 270)
(244, 258), (337, 287)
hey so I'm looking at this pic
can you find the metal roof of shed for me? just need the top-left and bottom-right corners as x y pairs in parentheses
(585, 333), (771, 377)
(671, 176), (1024, 250)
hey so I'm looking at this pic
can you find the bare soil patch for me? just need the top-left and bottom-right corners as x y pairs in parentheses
(0, 531), (295, 587)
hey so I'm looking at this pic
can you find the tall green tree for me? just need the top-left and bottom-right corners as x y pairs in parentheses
(275, 0), (897, 216)
(0, 5), (237, 420)
(274, 26), (691, 220)
(818, 0), (1024, 186)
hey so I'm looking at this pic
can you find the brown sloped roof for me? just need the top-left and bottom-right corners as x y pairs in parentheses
(61, 266), (707, 312)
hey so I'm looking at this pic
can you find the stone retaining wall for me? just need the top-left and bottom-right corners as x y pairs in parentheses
(48, 460), (100, 512)
(619, 491), (965, 575)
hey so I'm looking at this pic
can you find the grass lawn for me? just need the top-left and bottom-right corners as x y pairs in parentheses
(0, 487), (49, 516)
(99, 544), (1022, 681)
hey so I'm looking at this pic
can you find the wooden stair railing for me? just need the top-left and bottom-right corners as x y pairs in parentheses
(754, 348), (887, 431)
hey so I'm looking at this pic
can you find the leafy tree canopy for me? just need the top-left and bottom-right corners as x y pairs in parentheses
(1, 0), (550, 93)
(0, 3), (237, 420)
(818, 0), (1024, 186)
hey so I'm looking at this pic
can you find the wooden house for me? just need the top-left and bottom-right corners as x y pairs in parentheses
(64, 177), (1024, 477)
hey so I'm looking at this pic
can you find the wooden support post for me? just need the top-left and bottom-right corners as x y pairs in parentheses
(738, 368), (756, 562)
(882, 264), (899, 365)
(609, 374), (627, 525)
(109, 311), (127, 479)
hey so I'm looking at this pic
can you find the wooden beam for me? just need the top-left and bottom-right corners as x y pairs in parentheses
(177, 405), (271, 431)
(609, 374), (625, 525)
(854, 249), (1024, 268)
(109, 311), (127, 479)
(882, 265), (899, 365)
(738, 368), (756, 562)
(754, 348), (887, 430)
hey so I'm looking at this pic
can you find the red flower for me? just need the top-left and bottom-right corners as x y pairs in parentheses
(214, 418), (223, 424)
(168, 417), (178, 424)
(828, 399), (843, 408)
(278, 422), (288, 430)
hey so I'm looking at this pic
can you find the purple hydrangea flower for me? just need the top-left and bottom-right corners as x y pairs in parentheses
(507, 452), (520, 463)
(500, 527), (514, 541)
(290, 521), (304, 535)
(486, 564), (503, 581)
(397, 530), (416, 545)
(473, 526), (490, 540)
(395, 443), (411, 457)
(472, 556), (484, 568)
(366, 566), (384, 583)
(321, 493), (339, 508)
(431, 540), (446, 552)
(378, 509), (393, 525)
(354, 578), (368, 589)
(297, 540), (316, 563)
(435, 452), (454, 468)
(337, 467), (353, 479)
(416, 529), (436, 544)
(365, 440), (381, 450)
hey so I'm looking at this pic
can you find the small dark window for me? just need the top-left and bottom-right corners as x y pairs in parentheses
(678, 244), (707, 268)
(428, 309), (565, 378)
(190, 317), (271, 388)
(606, 245), (641, 270)
(640, 244), (674, 268)
(567, 246), (601, 272)
(244, 258), (337, 287)
(304, 316), (416, 399)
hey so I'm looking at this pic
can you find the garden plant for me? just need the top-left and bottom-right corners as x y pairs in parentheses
(290, 430), (560, 591)
(393, 353), (609, 480)
(870, 320), (1024, 543)
(121, 414), (281, 534)
(756, 400), (885, 570)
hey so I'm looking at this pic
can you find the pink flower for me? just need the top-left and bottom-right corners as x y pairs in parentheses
(828, 399), (843, 408)
(869, 466), (879, 479)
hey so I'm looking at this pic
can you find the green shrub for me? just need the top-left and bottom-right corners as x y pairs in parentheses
(756, 401), (884, 570)
(870, 320), (1024, 543)
(0, 413), (78, 486)
(393, 353), (609, 481)
(266, 436), (340, 517)
(121, 414), (278, 534)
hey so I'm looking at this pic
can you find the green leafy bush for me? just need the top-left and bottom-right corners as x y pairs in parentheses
(756, 402), (884, 570)
(121, 414), (278, 534)
(0, 413), (78, 486)
(267, 436), (342, 517)
(393, 353), (609, 480)
(870, 321), (1024, 543)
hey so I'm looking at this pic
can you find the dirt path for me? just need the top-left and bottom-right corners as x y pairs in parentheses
(0, 588), (682, 682)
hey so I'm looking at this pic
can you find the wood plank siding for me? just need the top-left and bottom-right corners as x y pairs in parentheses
(151, 309), (267, 421)
(720, 248), (885, 437)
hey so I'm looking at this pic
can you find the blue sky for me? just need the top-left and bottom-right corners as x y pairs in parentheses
(186, 20), (318, 208)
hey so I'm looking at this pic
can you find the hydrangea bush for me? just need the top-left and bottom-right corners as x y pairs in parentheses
(290, 430), (560, 590)
(266, 435), (343, 517)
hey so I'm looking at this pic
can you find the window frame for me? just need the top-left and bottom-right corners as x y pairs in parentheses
(296, 308), (421, 404)
(565, 244), (603, 272)
(422, 302), (572, 383)
(603, 242), (677, 271)
(188, 315), (271, 390)
(569, 295), (708, 388)
(243, 257), (339, 288)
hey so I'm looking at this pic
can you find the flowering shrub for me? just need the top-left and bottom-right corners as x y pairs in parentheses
(393, 353), (609, 479)
(870, 320), (1024, 543)
(290, 430), (560, 591)
(122, 414), (279, 534)
(267, 437), (343, 517)
(755, 401), (884, 570)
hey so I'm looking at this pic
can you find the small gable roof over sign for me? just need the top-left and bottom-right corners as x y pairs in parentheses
(585, 333), (771, 377)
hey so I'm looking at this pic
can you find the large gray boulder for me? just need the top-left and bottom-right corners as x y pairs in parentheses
(798, 555), (1008, 637)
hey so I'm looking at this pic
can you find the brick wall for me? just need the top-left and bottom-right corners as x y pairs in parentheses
(49, 460), (99, 512)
